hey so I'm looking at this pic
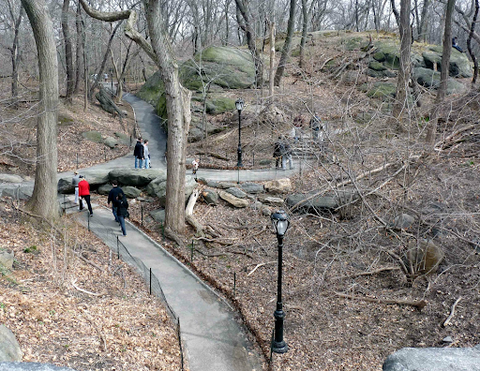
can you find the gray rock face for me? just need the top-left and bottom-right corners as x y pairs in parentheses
(218, 190), (249, 208)
(286, 193), (338, 212)
(226, 187), (247, 199)
(0, 174), (23, 183)
(1, 185), (33, 200)
(264, 179), (292, 194)
(146, 176), (196, 207)
(390, 213), (415, 230)
(240, 182), (265, 194)
(0, 363), (77, 371)
(201, 188), (219, 205)
(122, 186), (142, 198)
(0, 325), (23, 362)
(382, 345), (480, 371)
(109, 169), (166, 187)
(58, 169), (110, 193)
(149, 209), (165, 224)
(422, 46), (472, 78)
(413, 67), (467, 95)
(103, 137), (118, 149)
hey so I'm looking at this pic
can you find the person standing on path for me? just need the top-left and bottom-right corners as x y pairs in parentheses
(107, 180), (123, 223)
(114, 191), (129, 236)
(143, 139), (150, 169)
(72, 171), (81, 205)
(191, 158), (199, 178)
(78, 176), (93, 216)
(133, 137), (145, 169)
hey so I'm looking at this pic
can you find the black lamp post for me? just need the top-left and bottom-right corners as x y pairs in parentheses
(235, 98), (244, 168)
(110, 68), (114, 92)
(270, 209), (290, 354)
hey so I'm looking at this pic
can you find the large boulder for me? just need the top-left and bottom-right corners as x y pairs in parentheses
(1, 185), (33, 200)
(286, 193), (338, 213)
(0, 174), (23, 183)
(0, 251), (14, 270)
(109, 169), (167, 187)
(383, 345), (480, 371)
(264, 178), (292, 194)
(218, 190), (249, 208)
(57, 169), (110, 193)
(422, 46), (472, 78)
(146, 176), (196, 207)
(413, 67), (467, 94)
(137, 46), (255, 122)
(0, 325), (22, 362)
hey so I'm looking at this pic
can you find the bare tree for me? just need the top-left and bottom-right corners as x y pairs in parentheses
(426, 0), (455, 144)
(467, 0), (479, 85)
(274, 0), (296, 86)
(62, 0), (74, 103)
(235, 0), (264, 86)
(299, 0), (308, 69)
(392, 0), (412, 130)
(79, 0), (191, 240)
(21, 0), (59, 220)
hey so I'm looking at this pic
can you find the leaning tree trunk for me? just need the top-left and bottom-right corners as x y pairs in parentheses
(274, 0), (296, 86)
(467, 0), (479, 85)
(62, 0), (74, 103)
(426, 0), (455, 144)
(9, 4), (23, 107)
(21, 0), (59, 220)
(74, 2), (83, 95)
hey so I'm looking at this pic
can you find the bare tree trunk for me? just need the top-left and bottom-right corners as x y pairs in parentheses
(392, 0), (412, 131)
(268, 21), (275, 102)
(74, 2), (83, 95)
(467, 0), (479, 85)
(62, 0), (74, 103)
(299, 0), (308, 69)
(390, 0), (400, 27)
(7, 2), (23, 107)
(21, 0), (59, 220)
(418, 0), (430, 42)
(235, 0), (264, 87)
(274, 0), (296, 86)
(426, 0), (455, 144)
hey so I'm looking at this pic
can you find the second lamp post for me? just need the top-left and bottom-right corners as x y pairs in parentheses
(235, 98), (244, 168)
(270, 209), (290, 354)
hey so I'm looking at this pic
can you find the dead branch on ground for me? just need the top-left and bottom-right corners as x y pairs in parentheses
(442, 297), (463, 327)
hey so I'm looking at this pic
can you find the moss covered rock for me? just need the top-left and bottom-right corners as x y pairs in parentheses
(364, 82), (396, 99)
(82, 131), (103, 143)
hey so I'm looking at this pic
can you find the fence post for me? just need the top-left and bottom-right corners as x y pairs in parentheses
(141, 204), (144, 226)
(117, 236), (120, 259)
(233, 272), (236, 298)
(149, 267), (152, 295)
(76, 153), (78, 168)
(190, 239), (194, 262)
(177, 318), (184, 371)
(87, 212), (90, 231)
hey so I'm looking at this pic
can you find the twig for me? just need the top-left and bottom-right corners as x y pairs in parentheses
(333, 266), (400, 280)
(71, 279), (103, 296)
(334, 291), (427, 310)
(443, 297), (463, 327)
(74, 252), (103, 271)
(247, 261), (276, 276)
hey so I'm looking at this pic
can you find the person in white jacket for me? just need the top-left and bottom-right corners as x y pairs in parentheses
(143, 139), (150, 169)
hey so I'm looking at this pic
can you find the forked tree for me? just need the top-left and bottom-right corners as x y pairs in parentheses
(79, 0), (191, 241)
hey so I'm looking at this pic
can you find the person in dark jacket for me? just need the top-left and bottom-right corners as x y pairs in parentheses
(114, 192), (129, 236)
(107, 180), (123, 223)
(273, 137), (284, 169)
(452, 37), (464, 52)
(133, 137), (144, 169)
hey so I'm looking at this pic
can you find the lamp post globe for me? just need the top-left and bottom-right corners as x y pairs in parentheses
(270, 209), (290, 354)
(235, 98), (244, 168)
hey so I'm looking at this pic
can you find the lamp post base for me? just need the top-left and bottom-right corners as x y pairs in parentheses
(272, 340), (288, 354)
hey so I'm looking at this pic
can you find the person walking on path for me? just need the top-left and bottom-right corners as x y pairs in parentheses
(107, 180), (123, 223)
(273, 138), (284, 169)
(133, 137), (145, 169)
(143, 139), (150, 169)
(78, 176), (93, 216)
(191, 158), (199, 178)
(309, 113), (322, 140)
(72, 171), (81, 205)
(114, 191), (129, 236)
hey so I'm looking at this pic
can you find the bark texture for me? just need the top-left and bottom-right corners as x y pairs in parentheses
(21, 0), (59, 220)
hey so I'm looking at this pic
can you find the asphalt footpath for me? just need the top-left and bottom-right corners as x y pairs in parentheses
(70, 201), (262, 371)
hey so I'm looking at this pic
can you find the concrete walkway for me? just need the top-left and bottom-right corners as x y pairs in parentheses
(0, 93), (304, 371)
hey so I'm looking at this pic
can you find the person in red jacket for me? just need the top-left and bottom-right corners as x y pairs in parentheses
(78, 176), (93, 216)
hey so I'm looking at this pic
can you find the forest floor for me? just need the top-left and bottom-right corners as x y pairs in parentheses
(2, 31), (480, 370)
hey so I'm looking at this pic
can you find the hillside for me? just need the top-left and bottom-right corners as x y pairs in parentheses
(1, 30), (480, 371)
